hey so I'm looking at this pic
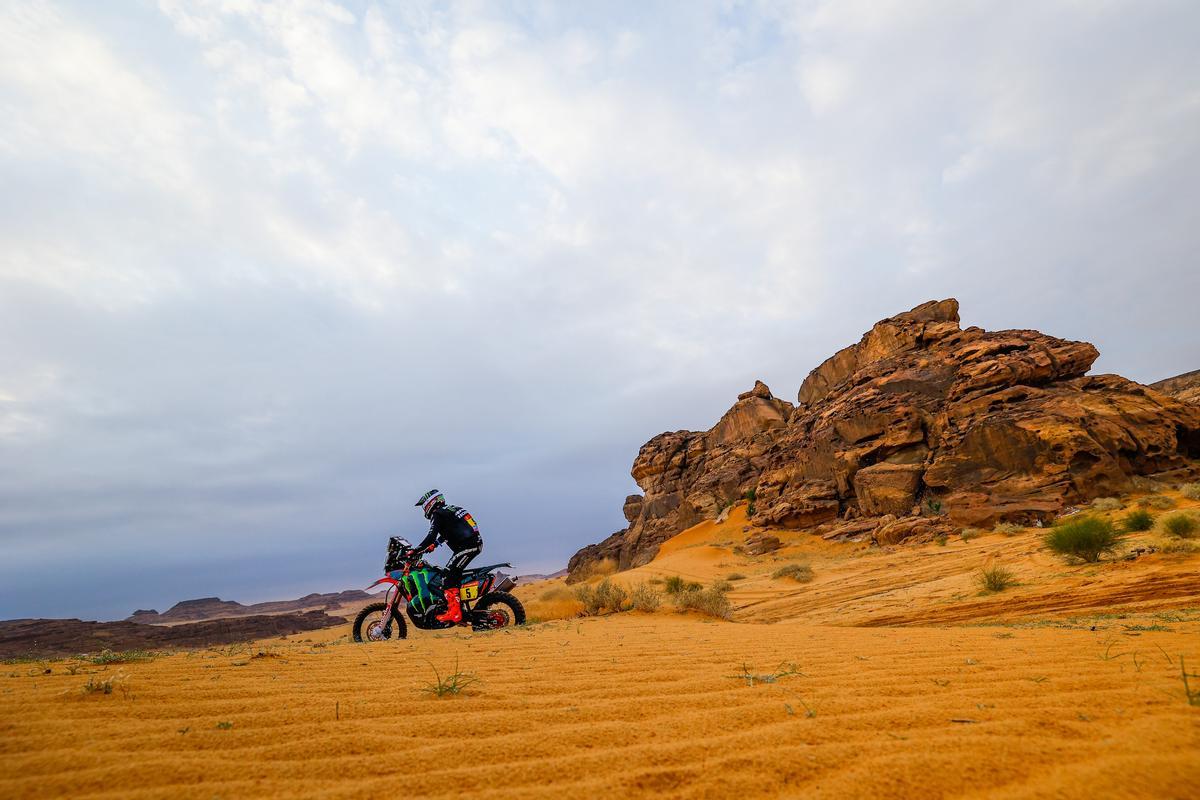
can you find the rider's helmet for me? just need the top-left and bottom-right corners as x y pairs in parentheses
(415, 489), (446, 519)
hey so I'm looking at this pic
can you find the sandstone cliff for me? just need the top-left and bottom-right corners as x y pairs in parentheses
(567, 300), (1200, 581)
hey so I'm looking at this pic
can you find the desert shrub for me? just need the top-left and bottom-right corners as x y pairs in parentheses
(572, 584), (603, 616)
(710, 579), (734, 593)
(994, 522), (1023, 536)
(1121, 509), (1155, 532)
(772, 563), (814, 583)
(673, 582), (733, 619)
(663, 575), (702, 595)
(1180, 483), (1200, 500)
(960, 528), (983, 542)
(1161, 512), (1198, 539)
(1139, 495), (1176, 510)
(594, 579), (628, 612)
(725, 573), (747, 581)
(628, 583), (662, 612)
(83, 649), (155, 665)
(925, 497), (944, 516)
(1091, 497), (1122, 512)
(934, 534), (948, 546)
(1043, 516), (1122, 562)
(976, 564), (1017, 593)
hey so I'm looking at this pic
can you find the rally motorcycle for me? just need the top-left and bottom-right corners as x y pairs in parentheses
(352, 537), (525, 641)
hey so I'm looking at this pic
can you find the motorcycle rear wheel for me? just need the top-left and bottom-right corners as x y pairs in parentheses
(472, 591), (526, 630)
(352, 601), (409, 642)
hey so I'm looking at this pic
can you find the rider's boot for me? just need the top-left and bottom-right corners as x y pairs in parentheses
(435, 587), (462, 624)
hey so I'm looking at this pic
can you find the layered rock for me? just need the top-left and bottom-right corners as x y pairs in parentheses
(567, 300), (1200, 580)
(1151, 369), (1200, 405)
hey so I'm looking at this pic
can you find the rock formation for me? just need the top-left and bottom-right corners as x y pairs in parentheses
(567, 300), (1200, 581)
(1151, 369), (1200, 405)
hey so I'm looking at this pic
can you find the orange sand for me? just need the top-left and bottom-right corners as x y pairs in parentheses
(4, 496), (1200, 798)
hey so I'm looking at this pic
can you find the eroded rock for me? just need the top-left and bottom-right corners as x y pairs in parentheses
(567, 301), (1200, 580)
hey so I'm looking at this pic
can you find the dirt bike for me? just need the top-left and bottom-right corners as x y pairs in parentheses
(352, 537), (525, 641)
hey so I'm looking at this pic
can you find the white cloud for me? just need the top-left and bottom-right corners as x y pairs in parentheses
(1, 0), (1198, 618)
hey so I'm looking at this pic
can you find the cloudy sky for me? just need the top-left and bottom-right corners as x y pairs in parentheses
(2, 1), (1198, 620)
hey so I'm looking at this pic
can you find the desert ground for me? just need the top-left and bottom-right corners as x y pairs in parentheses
(3, 496), (1200, 799)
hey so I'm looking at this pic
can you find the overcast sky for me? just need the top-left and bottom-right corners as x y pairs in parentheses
(2, 0), (1198, 620)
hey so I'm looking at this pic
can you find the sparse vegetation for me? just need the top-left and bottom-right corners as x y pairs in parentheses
(772, 563), (814, 583)
(976, 564), (1017, 593)
(628, 582), (662, 612)
(934, 534), (948, 546)
(421, 659), (478, 698)
(744, 488), (757, 517)
(573, 579), (629, 615)
(925, 497), (944, 516)
(1091, 497), (1122, 512)
(81, 675), (117, 695)
(1179, 483), (1200, 501)
(663, 575), (702, 595)
(729, 661), (803, 687)
(725, 572), (747, 581)
(1044, 516), (1122, 563)
(1139, 495), (1176, 510)
(1160, 512), (1198, 538)
(1182, 657), (1200, 707)
(1121, 509), (1154, 532)
(215, 721), (234, 730)
(994, 522), (1023, 536)
(960, 528), (983, 542)
(673, 581), (733, 619)
(82, 649), (155, 665)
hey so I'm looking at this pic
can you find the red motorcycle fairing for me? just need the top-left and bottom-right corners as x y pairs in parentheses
(366, 576), (400, 590)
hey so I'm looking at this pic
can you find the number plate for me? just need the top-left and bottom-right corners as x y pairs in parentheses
(461, 582), (480, 601)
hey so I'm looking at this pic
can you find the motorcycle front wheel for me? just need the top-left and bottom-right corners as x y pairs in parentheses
(352, 601), (409, 642)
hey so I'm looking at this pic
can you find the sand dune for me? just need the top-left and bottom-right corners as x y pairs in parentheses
(4, 494), (1199, 798)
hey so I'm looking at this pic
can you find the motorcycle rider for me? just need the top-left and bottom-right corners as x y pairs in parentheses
(412, 489), (482, 624)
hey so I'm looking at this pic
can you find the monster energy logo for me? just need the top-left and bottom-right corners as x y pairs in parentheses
(402, 569), (433, 612)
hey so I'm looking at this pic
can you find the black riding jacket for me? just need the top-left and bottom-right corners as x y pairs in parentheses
(416, 505), (481, 553)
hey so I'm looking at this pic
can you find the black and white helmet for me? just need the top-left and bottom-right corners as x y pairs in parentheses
(415, 489), (446, 519)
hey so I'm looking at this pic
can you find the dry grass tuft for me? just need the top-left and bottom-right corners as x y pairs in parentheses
(1091, 497), (1122, 512)
(1179, 483), (1200, 501)
(772, 563), (814, 583)
(1139, 495), (1177, 510)
(628, 583), (662, 612)
(976, 564), (1017, 593)
(994, 522), (1023, 536)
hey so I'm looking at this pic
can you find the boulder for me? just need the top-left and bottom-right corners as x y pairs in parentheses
(853, 463), (925, 517)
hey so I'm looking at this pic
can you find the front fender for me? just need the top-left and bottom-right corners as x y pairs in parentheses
(366, 576), (399, 591)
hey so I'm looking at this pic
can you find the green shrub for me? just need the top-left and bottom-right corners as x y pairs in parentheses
(960, 528), (983, 542)
(1091, 497), (1122, 512)
(725, 573), (747, 581)
(1161, 512), (1198, 539)
(934, 534), (948, 546)
(1180, 483), (1200, 500)
(710, 579), (734, 593)
(772, 563), (814, 582)
(1139, 495), (1176, 510)
(1043, 516), (1122, 562)
(976, 564), (1017, 593)
(994, 522), (1023, 536)
(1121, 509), (1154, 532)
(629, 583), (662, 612)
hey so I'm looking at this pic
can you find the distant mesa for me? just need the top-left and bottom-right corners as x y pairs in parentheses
(568, 299), (1200, 581)
(125, 590), (371, 624)
(0, 611), (345, 659)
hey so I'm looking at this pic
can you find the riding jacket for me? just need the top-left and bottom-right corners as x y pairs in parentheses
(416, 505), (481, 553)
